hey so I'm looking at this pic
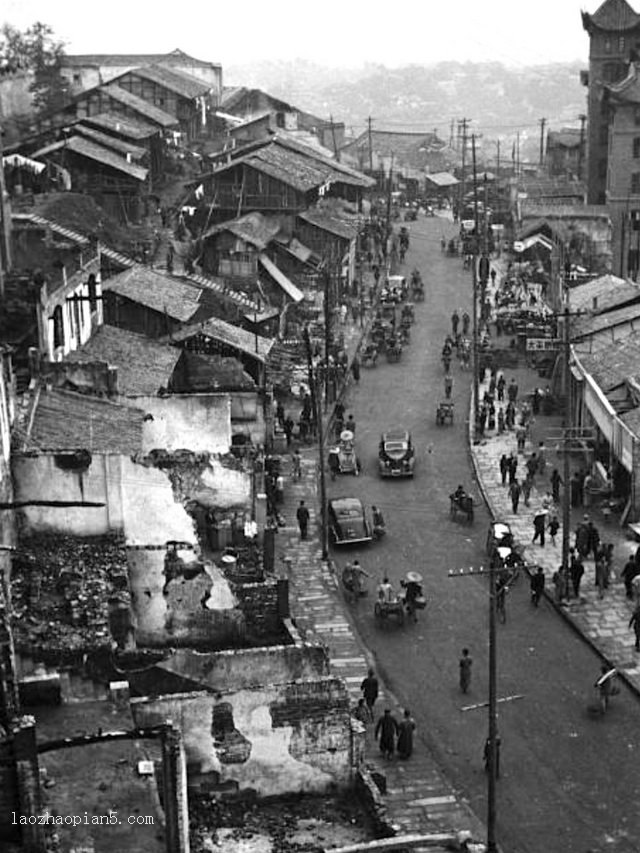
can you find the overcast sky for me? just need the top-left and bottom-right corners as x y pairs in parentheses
(3, 0), (592, 68)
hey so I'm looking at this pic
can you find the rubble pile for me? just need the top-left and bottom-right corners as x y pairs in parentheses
(11, 533), (129, 657)
(189, 793), (372, 853)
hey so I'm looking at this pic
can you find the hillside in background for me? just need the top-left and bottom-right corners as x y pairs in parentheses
(226, 60), (587, 160)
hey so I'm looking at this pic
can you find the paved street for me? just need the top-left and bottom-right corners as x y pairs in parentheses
(280, 213), (640, 853)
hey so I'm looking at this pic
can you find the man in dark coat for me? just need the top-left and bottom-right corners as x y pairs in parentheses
(530, 566), (545, 606)
(575, 515), (590, 559)
(360, 668), (379, 722)
(509, 478), (521, 513)
(375, 708), (399, 759)
(621, 556), (640, 599)
(570, 549), (585, 598)
(396, 709), (416, 759)
(296, 500), (310, 539)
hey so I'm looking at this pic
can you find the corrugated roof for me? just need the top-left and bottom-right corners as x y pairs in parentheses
(169, 316), (274, 362)
(81, 113), (159, 140)
(128, 65), (211, 99)
(64, 49), (220, 69)
(27, 388), (145, 454)
(68, 326), (181, 396)
(258, 254), (304, 302)
(202, 211), (281, 250)
(520, 202), (609, 220)
(576, 332), (640, 391)
(572, 301), (640, 339)
(298, 207), (359, 240)
(101, 85), (179, 128)
(101, 267), (203, 322)
(569, 275), (639, 315)
(72, 125), (147, 160)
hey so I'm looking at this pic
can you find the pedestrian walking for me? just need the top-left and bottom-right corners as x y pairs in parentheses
(283, 416), (294, 448)
(575, 515), (590, 559)
(587, 520), (601, 560)
(525, 452), (538, 481)
(552, 566), (567, 603)
(350, 357), (360, 384)
(509, 478), (521, 513)
(360, 668), (379, 722)
(459, 648), (472, 694)
(291, 448), (302, 479)
(499, 454), (509, 486)
(532, 510), (547, 546)
(296, 500), (310, 539)
(516, 426), (527, 453)
(550, 469), (562, 504)
(537, 441), (547, 475)
(621, 554), (640, 599)
(595, 554), (608, 599)
(522, 474), (533, 507)
(530, 566), (545, 606)
(375, 708), (399, 760)
(507, 379), (518, 403)
(462, 311), (470, 335)
(396, 709), (416, 759)
(629, 606), (640, 652)
(451, 310), (460, 337)
(569, 550), (584, 598)
(548, 513), (560, 546)
(497, 374), (506, 402)
(346, 414), (356, 435)
(444, 374), (454, 399)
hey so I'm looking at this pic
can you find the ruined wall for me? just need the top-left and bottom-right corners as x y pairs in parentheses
(131, 676), (352, 797)
(230, 391), (266, 446)
(156, 640), (328, 692)
(127, 549), (245, 648)
(233, 581), (282, 640)
(135, 393), (232, 454)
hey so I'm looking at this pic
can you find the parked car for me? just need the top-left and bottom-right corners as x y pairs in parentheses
(328, 497), (373, 546)
(378, 429), (415, 478)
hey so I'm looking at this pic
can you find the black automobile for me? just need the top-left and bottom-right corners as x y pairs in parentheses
(378, 429), (415, 478)
(328, 497), (373, 546)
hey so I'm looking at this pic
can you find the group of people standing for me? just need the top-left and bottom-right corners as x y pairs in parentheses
(356, 669), (415, 760)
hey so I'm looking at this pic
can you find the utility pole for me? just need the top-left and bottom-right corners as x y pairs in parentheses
(561, 277), (572, 581)
(448, 563), (502, 853)
(495, 140), (500, 181)
(323, 260), (332, 410)
(578, 113), (587, 182)
(329, 114), (340, 162)
(516, 131), (521, 177)
(449, 118), (455, 148)
(367, 116), (374, 175)
(303, 327), (329, 559)
(539, 117), (547, 168)
(459, 118), (470, 220)
(384, 152), (395, 273)
(472, 135), (480, 434)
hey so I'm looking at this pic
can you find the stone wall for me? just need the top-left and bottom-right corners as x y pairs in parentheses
(131, 675), (352, 797)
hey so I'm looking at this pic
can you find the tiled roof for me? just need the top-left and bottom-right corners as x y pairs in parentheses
(584, 0), (640, 31)
(101, 267), (203, 322)
(127, 65), (211, 99)
(520, 202), (608, 220)
(576, 332), (640, 390)
(169, 316), (275, 362)
(100, 85), (179, 128)
(73, 125), (147, 160)
(606, 62), (640, 104)
(33, 135), (148, 181)
(81, 113), (159, 140)
(208, 137), (374, 192)
(64, 49), (220, 69)
(202, 211), (281, 249)
(298, 207), (359, 240)
(518, 177), (587, 200)
(569, 275), (639, 314)
(27, 388), (145, 454)
(69, 326), (181, 396)
(572, 301), (640, 339)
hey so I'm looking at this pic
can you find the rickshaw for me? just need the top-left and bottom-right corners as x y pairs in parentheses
(336, 429), (361, 475)
(436, 400), (454, 425)
(386, 337), (403, 363)
(361, 342), (379, 367)
(450, 490), (474, 522)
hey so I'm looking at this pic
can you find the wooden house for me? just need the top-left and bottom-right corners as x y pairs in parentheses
(108, 65), (215, 141)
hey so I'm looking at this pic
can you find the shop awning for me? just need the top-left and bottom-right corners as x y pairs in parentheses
(258, 254), (304, 303)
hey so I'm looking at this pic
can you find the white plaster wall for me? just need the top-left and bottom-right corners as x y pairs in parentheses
(197, 458), (251, 508)
(132, 685), (351, 796)
(119, 456), (197, 546)
(12, 454), (124, 535)
(135, 394), (231, 454)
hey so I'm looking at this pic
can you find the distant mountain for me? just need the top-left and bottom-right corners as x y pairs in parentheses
(226, 60), (587, 160)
